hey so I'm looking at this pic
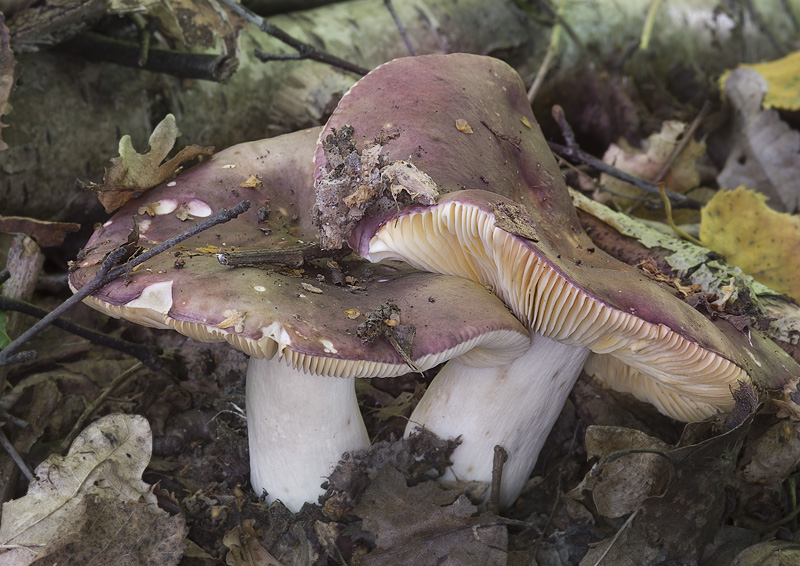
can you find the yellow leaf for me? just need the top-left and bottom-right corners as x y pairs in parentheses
(699, 186), (800, 300)
(455, 119), (473, 134)
(240, 175), (261, 188)
(720, 51), (800, 111)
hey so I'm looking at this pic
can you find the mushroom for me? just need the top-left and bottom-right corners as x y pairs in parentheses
(313, 54), (800, 507)
(69, 127), (532, 512)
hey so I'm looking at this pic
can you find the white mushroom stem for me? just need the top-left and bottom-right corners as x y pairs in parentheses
(405, 335), (590, 509)
(246, 355), (370, 512)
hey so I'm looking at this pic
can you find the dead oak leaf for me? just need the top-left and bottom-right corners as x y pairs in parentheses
(354, 466), (507, 566)
(90, 114), (213, 213)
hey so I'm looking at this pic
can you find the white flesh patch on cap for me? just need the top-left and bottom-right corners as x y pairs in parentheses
(369, 200), (748, 421)
(151, 199), (179, 215)
(185, 199), (213, 217)
(126, 280), (174, 314)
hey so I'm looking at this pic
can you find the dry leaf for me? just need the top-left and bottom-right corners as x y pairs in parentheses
(28, 499), (187, 566)
(742, 420), (800, 487)
(720, 50), (800, 111)
(142, 0), (246, 54)
(574, 426), (671, 519)
(699, 186), (800, 300)
(218, 309), (247, 333)
(579, 416), (753, 565)
(223, 520), (284, 566)
(0, 216), (80, 247)
(455, 119), (473, 133)
(601, 121), (704, 213)
(300, 282), (323, 294)
(90, 114), (214, 213)
(0, 414), (184, 566)
(717, 68), (800, 212)
(354, 467), (507, 566)
(240, 174), (262, 188)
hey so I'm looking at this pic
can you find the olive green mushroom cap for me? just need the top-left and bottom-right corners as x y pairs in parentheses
(69, 128), (531, 375)
(314, 54), (800, 421)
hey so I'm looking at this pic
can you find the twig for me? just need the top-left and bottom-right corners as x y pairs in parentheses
(0, 427), (33, 481)
(481, 120), (521, 151)
(0, 201), (250, 367)
(638, 0), (663, 50)
(0, 410), (31, 430)
(217, 242), (346, 268)
(549, 105), (702, 210)
(59, 362), (145, 453)
(488, 445), (508, 515)
(61, 32), (238, 82)
(590, 508), (639, 566)
(653, 101), (710, 183)
(384, 0), (417, 56)
(527, 0), (565, 103)
(657, 183), (703, 246)
(219, 0), (369, 76)
(0, 295), (162, 370)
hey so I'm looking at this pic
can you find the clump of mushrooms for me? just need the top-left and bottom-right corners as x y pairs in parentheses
(313, 54), (800, 507)
(69, 126), (534, 512)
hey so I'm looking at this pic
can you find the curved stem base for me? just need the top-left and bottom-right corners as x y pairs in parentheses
(246, 356), (370, 512)
(405, 335), (589, 508)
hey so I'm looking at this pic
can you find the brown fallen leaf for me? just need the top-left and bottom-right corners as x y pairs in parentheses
(0, 216), (80, 247)
(579, 413), (754, 565)
(571, 426), (671, 519)
(28, 498), (187, 566)
(85, 114), (214, 213)
(354, 466), (507, 566)
(741, 420), (800, 487)
(223, 519), (285, 566)
(601, 120), (705, 214)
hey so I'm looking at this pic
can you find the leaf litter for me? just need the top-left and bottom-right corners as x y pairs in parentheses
(0, 414), (186, 566)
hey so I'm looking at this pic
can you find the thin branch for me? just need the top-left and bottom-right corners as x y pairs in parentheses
(0, 201), (250, 367)
(488, 445), (508, 515)
(219, 0), (369, 76)
(0, 295), (162, 370)
(0, 410), (31, 431)
(217, 242), (347, 268)
(549, 105), (702, 210)
(528, 0), (565, 103)
(61, 32), (239, 82)
(59, 362), (145, 454)
(653, 101), (710, 183)
(384, 0), (417, 56)
(0, 427), (33, 482)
